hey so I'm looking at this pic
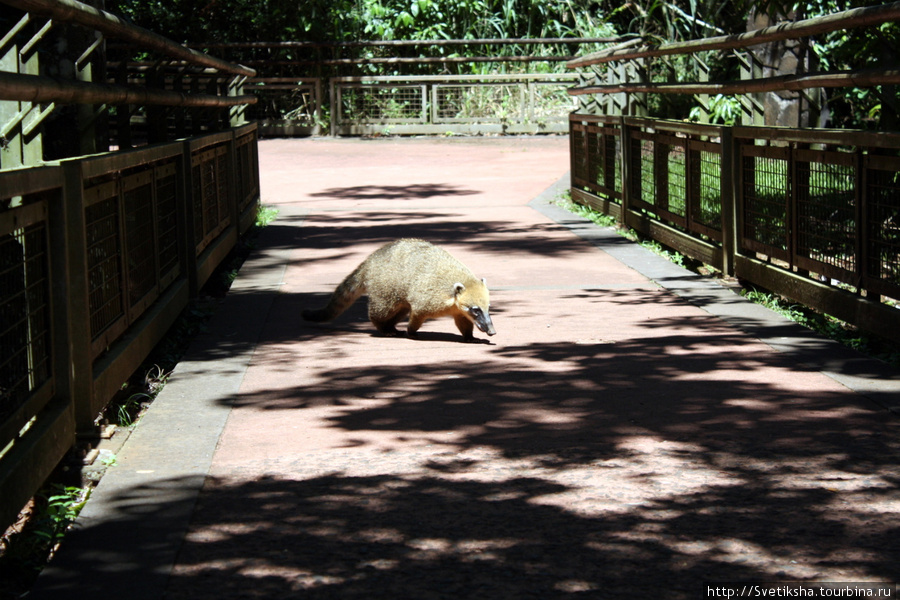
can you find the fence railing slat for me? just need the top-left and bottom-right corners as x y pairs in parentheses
(568, 114), (900, 343)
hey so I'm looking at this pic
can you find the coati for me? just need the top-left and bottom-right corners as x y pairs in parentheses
(302, 239), (496, 341)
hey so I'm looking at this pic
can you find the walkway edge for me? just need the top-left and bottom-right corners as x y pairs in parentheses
(529, 173), (900, 414)
(29, 206), (303, 600)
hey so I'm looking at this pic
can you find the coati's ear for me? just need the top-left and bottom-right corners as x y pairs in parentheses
(453, 282), (465, 295)
(481, 278), (487, 286)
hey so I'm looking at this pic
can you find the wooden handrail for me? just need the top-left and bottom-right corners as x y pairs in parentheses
(568, 67), (900, 96)
(198, 36), (636, 50)
(0, 70), (257, 107)
(567, 1), (900, 68)
(1, 0), (256, 77)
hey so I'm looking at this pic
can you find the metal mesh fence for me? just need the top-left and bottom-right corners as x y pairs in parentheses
(436, 84), (522, 121)
(571, 125), (588, 183)
(249, 87), (317, 123)
(236, 133), (259, 215)
(660, 141), (687, 218)
(86, 194), (124, 340)
(203, 160), (219, 238)
(341, 86), (424, 123)
(124, 175), (158, 309)
(796, 153), (857, 276)
(0, 223), (51, 421)
(691, 147), (722, 233)
(156, 164), (180, 281)
(585, 126), (621, 199)
(216, 150), (230, 229)
(531, 83), (577, 121)
(866, 158), (900, 296)
(742, 149), (790, 258)
(193, 144), (231, 253)
(634, 137), (656, 206)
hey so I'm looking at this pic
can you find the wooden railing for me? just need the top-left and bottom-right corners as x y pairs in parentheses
(566, 3), (900, 345)
(199, 37), (631, 136)
(0, 0), (259, 533)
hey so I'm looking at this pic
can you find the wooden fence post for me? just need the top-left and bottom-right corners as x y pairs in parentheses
(620, 116), (634, 229)
(720, 126), (737, 276)
(60, 160), (97, 434)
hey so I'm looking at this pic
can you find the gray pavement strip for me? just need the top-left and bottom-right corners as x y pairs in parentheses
(529, 174), (900, 414)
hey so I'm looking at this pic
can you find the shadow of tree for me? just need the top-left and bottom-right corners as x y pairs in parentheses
(31, 138), (900, 599)
(156, 310), (900, 597)
(310, 183), (480, 201)
(160, 469), (897, 599)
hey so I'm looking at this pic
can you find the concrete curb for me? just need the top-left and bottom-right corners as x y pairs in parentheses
(29, 206), (305, 599)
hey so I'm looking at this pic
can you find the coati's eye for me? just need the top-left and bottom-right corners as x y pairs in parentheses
(470, 306), (482, 316)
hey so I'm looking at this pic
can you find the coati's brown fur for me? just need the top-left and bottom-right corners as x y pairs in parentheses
(302, 239), (496, 341)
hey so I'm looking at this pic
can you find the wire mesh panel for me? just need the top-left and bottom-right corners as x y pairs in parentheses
(203, 160), (219, 237)
(586, 124), (622, 201)
(570, 122), (589, 184)
(689, 141), (723, 240)
(84, 182), (126, 353)
(192, 143), (232, 255)
(248, 83), (319, 124)
(122, 171), (158, 317)
(435, 83), (524, 123)
(631, 133), (656, 208)
(865, 154), (900, 300)
(340, 85), (426, 123)
(630, 129), (687, 227)
(657, 137), (687, 221)
(530, 81), (578, 124)
(235, 130), (260, 216)
(156, 162), (180, 287)
(0, 216), (52, 430)
(216, 149), (230, 229)
(740, 144), (790, 261)
(795, 149), (858, 281)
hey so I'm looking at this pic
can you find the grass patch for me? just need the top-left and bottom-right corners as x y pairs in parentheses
(0, 485), (89, 598)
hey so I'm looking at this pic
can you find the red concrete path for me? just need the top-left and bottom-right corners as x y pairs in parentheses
(34, 137), (900, 600)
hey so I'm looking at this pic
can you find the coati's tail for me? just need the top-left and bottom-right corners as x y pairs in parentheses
(302, 269), (366, 323)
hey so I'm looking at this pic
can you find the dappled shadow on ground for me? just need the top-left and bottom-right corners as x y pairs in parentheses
(310, 183), (480, 201)
(65, 157), (897, 597)
(161, 464), (898, 600)
(159, 305), (900, 598)
(258, 209), (613, 263)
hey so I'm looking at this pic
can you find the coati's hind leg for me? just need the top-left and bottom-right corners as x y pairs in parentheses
(369, 299), (409, 336)
(406, 311), (429, 338)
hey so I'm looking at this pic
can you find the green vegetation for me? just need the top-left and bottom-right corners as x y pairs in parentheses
(0, 485), (89, 599)
(741, 286), (900, 368)
(109, 0), (896, 130)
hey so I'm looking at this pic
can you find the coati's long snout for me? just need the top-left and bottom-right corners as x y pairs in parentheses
(303, 239), (496, 342)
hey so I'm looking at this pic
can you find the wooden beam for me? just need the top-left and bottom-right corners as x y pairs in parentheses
(0, 70), (257, 107)
(1, 0), (256, 77)
(568, 1), (900, 68)
(568, 68), (900, 96)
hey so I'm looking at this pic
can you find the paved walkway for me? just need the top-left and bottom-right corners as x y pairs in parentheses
(34, 137), (900, 599)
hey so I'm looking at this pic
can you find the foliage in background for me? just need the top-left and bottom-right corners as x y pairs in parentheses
(108, 0), (897, 129)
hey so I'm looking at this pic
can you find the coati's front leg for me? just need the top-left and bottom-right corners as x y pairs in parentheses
(453, 314), (475, 342)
